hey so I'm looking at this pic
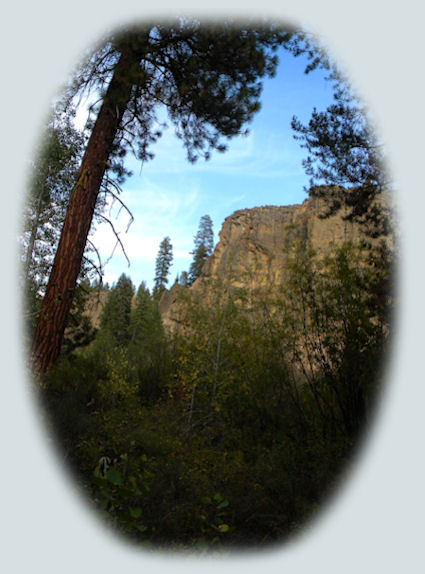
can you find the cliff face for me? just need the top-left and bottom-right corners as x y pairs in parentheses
(159, 191), (373, 330)
(203, 196), (363, 284)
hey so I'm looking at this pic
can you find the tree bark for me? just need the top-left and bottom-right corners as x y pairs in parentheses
(31, 46), (144, 374)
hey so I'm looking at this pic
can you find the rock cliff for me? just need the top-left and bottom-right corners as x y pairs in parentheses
(159, 188), (389, 331)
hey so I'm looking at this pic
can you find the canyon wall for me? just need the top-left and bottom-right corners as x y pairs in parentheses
(159, 189), (378, 330)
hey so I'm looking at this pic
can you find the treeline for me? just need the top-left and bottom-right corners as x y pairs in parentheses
(39, 233), (392, 552)
(152, 213), (215, 301)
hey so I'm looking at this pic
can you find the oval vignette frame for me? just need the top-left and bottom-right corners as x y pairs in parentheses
(3, 1), (421, 573)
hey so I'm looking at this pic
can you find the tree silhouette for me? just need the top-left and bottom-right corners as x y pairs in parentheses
(153, 236), (173, 299)
(188, 214), (214, 285)
(288, 32), (389, 236)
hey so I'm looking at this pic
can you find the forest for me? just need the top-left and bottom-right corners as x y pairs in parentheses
(21, 20), (394, 553)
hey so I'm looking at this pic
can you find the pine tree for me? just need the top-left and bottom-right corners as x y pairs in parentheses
(288, 32), (389, 236)
(98, 273), (135, 348)
(30, 21), (291, 373)
(153, 237), (173, 299)
(179, 271), (190, 287)
(291, 86), (390, 237)
(129, 281), (152, 348)
(188, 214), (214, 285)
(22, 110), (85, 318)
(129, 281), (167, 401)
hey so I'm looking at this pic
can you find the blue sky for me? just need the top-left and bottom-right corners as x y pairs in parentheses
(89, 48), (335, 291)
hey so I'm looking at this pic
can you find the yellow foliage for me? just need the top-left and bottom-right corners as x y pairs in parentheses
(98, 349), (137, 403)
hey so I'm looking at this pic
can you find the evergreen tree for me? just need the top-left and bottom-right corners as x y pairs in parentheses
(22, 110), (85, 319)
(129, 281), (168, 401)
(129, 281), (152, 347)
(188, 214), (214, 285)
(291, 86), (385, 191)
(178, 270), (190, 287)
(153, 236), (173, 299)
(292, 94), (391, 237)
(288, 32), (390, 236)
(98, 273), (135, 348)
(30, 21), (292, 373)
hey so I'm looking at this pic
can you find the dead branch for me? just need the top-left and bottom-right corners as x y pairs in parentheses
(98, 213), (131, 268)
(84, 239), (104, 279)
(100, 176), (135, 232)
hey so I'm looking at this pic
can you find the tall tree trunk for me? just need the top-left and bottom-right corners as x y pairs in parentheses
(31, 46), (144, 374)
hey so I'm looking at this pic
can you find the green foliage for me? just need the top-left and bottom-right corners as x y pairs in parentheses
(288, 32), (387, 193)
(30, 22), (295, 376)
(92, 455), (151, 537)
(22, 109), (85, 330)
(66, 22), (290, 166)
(288, 34), (390, 238)
(291, 90), (385, 191)
(40, 230), (392, 550)
(153, 237), (173, 299)
(129, 282), (152, 345)
(178, 270), (190, 287)
(187, 215), (214, 285)
(21, 107), (118, 351)
(280, 239), (391, 439)
(98, 273), (135, 348)
(30, 22), (393, 546)
(97, 348), (138, 406)
(128, 282), (170, 402)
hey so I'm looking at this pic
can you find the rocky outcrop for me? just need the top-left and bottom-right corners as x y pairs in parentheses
(159, 188), (390, 331)
(82, 289), (110, 329)
(201, 195), (362, 284)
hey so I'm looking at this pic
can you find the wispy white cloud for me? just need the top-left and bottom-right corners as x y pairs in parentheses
(127, 123), (305, 184)
(85, 52), (335, 289)
(91, 174), (203, 288)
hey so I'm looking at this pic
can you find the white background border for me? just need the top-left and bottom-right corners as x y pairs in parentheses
(1, 2), (423, 572)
